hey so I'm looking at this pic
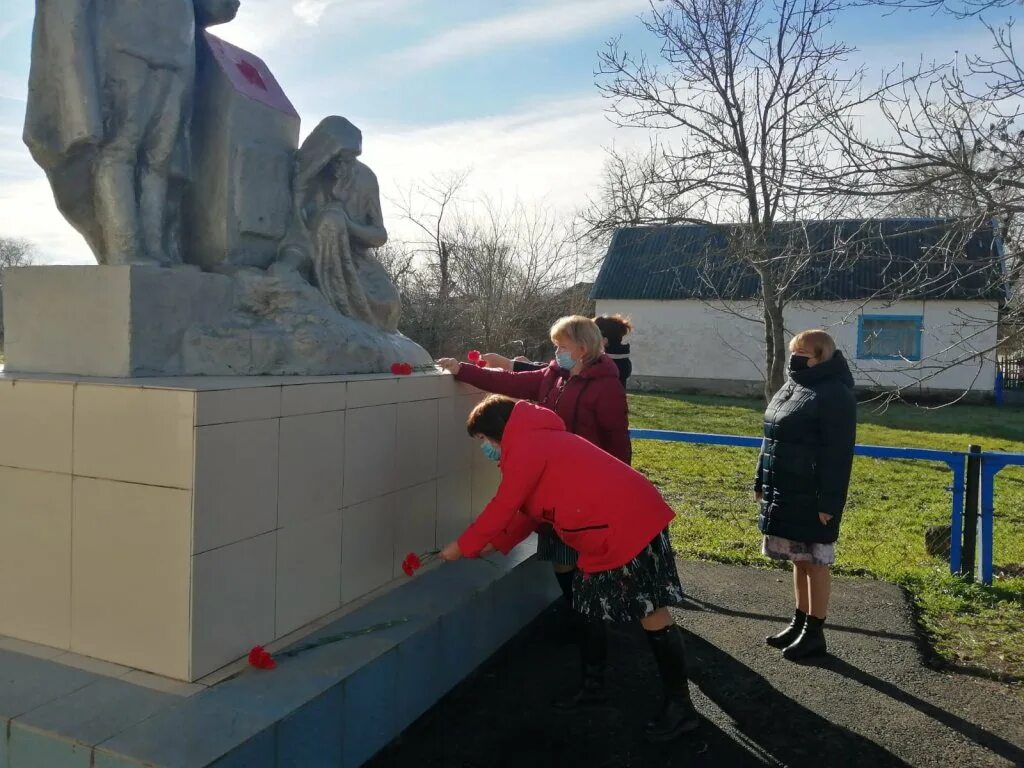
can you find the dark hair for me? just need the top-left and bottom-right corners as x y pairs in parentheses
(594, 314), (633, 345)
(466, 395), (517, 441)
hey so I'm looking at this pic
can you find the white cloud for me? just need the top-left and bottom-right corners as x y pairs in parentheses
(388, 0), (645, 72)
(0, 93), (634, 264)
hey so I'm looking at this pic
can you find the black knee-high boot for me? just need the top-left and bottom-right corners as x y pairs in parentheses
(554, 570), (575, 607)
(644, 625), (700, 741)
(553, 617), (608, 711)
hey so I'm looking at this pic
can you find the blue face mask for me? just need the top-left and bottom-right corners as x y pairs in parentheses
(480, 441), (501, 462)
(555, 351), (576, 370)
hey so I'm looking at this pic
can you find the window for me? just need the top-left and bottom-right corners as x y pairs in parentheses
(857, 315), (923, 361)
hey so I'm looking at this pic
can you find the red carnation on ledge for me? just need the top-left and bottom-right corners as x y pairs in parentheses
(476, 359), (487, 367)
(248, 645), (276, 670)
(402, 550), (439, 577)
(390, 362), (413, 375)
(467, 350), (481, 362)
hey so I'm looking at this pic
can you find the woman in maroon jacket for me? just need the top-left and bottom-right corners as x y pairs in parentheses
(436, 316), (631, 608)
(438, 397), (698, 741)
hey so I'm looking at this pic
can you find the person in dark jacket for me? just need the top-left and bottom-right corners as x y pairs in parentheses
(436, 316), (631, 612)
(482, 314), (634, 388)
(439, 397), (699, 741)
(755, 329), (857, 660)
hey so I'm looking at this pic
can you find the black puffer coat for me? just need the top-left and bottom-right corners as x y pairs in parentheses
(755, 352), (857, 544)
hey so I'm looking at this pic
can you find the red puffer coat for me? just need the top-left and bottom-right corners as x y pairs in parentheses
(458, 402), (674, 573)
(454, 355), (631, 464)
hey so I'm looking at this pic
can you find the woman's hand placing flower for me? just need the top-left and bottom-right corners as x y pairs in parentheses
(435, 358), (460, 375)
(818, 513), (833, 525)
(439, 541), (463, 561)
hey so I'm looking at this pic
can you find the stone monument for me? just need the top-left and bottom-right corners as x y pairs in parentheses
(10, 0), (430, 377)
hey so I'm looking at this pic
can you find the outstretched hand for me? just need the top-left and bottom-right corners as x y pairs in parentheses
(439, 541), (463, 561)
(481, 353), (513, 371)
(435, 358), (460, 375)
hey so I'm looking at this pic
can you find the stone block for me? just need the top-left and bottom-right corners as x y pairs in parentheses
(70, 478), (192, 679)
(2, 266), (231, 377)
(277, 411), (345, 528)
(275, 511), (343, 637)
(193, 420), (279, 553)
(394, 481), (438, 577)
(341, 495), (396, 604)
(0, 468), (72, 649)
(191, 533), (277, 679)
(0, 380), (73, 473)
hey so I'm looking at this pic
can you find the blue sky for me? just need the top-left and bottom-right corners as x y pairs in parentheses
(0, 0), (997, 263)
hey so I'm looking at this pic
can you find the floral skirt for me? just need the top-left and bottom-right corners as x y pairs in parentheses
(536, 529), (579, 567)
(762, 535), (835, 566)
(573, 530), (684, 623)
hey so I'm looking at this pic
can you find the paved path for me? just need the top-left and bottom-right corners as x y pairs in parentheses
(369, 561), (1024, 768)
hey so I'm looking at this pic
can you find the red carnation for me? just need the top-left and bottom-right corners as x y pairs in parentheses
(401, 363), (414, 375)
(391, 362), (413, 375)
(401, 559), (415, 577)
(476, 359), (487, 368)
(407, 552), (422, 570)
(467, 350), (481, 362)
(248, 645), (276, 670)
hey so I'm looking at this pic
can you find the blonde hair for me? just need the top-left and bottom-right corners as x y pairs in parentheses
(550, 315), (604, 363)
(790, 329), (836, 362)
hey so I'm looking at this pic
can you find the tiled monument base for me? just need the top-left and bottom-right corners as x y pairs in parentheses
(0, 370), (507, 682)
(0, 541), (557, 767)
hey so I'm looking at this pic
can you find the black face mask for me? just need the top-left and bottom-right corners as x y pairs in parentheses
(789, 355), (811, 372)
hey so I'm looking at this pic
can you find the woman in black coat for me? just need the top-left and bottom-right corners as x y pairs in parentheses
(755, 329), (857, 660)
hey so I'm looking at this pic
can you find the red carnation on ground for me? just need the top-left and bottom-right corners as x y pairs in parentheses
(467, 350), (481, 362)
(401, 558), (415, 577)
(248, 645), (276, 670)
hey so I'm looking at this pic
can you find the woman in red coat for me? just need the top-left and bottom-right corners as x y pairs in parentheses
(436, 316), (631, 609)
(438, 397), (699, 742)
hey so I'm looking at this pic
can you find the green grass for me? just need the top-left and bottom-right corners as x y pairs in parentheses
(629, 392), (1024, 687)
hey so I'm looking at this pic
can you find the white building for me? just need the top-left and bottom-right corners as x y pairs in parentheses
(592, 220), (1003, 398)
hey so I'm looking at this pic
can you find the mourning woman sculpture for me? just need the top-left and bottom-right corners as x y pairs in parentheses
(276, 117), (401, 333)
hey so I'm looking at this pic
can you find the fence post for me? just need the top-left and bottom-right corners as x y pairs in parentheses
(961, 445), (981, 579)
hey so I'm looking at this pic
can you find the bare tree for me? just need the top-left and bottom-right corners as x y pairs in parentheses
(390, 177), (587, 358)
(589, 0), (877, 397)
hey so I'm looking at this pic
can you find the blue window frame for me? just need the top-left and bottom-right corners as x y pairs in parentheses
(857, 315), (923, 361)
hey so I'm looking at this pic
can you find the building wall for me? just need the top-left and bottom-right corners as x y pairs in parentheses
(597, 298), (999, 394)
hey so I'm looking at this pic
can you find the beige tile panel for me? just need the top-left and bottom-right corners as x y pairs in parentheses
(436, 471), (473, 546)
(191, 532), (277, 680)
(71, 477), (192, 680)
(394, 481), (438, 577)
(341, 494), (396, 604)
(0, 380), (73, 473)
(346, 377), (399, 409)
(277, 412), (345, 528)
(281, 382), (347, 417)
(192, 419), (279, 553)
(396, 399), (438, 490)
(275, 510), (343, 637)
(342, 404), (397, 507)
(73, 385), (195, 489)
(394, 373), (446, 403)
(194, 386), (281, 425)
(437, 395), (475, 477)
(0, 467), (72, 649)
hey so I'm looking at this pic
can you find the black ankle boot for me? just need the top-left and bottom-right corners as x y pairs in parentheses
(766, 609), (806, 648)
(783, 615), (827, 660)
(644, 625), (700, 741)
(554, 618), (609, 711)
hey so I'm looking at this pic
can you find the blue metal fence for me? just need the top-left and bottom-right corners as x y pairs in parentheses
(629, 428), (982, 582)
(979, 452), (1024, 584)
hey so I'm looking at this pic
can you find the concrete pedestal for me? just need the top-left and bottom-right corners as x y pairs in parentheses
(0, 369), (499, 681)
(1, 266), (231, 377)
